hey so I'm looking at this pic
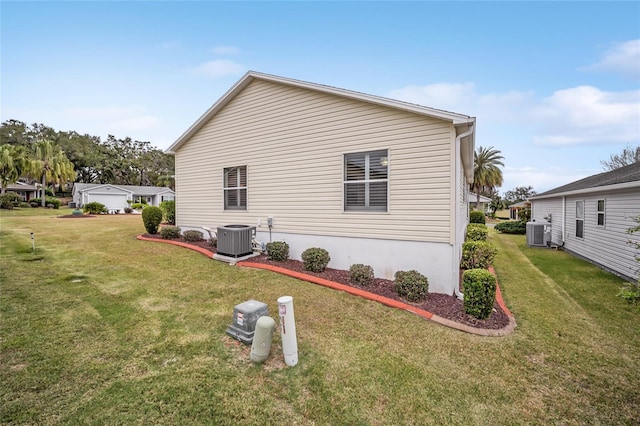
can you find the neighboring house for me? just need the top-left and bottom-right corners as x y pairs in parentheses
(529, 162), (640, 282)
(167, 71), (476, 295)
(469, 192), (492, 215)
(72, 183), (175, 212)
(508, 200), (531, 220)
(5, 182), (38, 201)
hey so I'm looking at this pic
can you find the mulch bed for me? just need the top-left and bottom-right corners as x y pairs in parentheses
(141, 233), (510, 330)
(57, 214), (96, 218)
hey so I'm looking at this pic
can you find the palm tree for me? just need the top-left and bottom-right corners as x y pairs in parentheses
(0, 144), (29, 194)
(471, 146), (504, 210)
(30, 140), (75, 206)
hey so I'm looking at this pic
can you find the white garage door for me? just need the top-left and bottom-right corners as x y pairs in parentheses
(88, 194), (128, 211)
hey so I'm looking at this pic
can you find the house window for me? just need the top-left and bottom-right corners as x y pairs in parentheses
(344, 149), (388, 212)
(224, 166), (247, 210)
(576, 200), (584, 238)
(597, 199), (605, 227)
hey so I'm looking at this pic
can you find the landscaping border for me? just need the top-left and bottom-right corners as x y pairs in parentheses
(137, 235), (516, 336)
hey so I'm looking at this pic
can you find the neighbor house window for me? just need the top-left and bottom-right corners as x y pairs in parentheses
(576, 200), (584, 238)
(224, 166), (247, 210)
(344, 149), (388, 211)
(597, 199), (605, 227)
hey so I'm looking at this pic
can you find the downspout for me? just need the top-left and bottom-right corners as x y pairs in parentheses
(562, 196), (566, 245)
(453, 124), (475, 301)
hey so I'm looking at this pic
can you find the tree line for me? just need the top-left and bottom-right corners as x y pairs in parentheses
(0, 119), (175, 195)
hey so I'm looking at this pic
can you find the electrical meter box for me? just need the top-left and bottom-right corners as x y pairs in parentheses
(225, 299), (269, 344)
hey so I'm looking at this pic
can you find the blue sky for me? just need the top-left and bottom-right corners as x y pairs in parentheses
(2, 1), (639, 194)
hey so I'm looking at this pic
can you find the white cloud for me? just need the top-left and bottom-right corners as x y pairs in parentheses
(193, 59), (244, 78)
(211, 45), (240, 55)
(530, 86), (640, 146)
(59, 105), (162, 139)
(502, 166), (598, 194)
(583, 39), (640, 78)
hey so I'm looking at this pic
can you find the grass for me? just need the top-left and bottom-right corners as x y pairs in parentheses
(1, 209), (639, 425)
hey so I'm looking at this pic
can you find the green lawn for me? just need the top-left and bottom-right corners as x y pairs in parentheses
(1, 209), (639, 425)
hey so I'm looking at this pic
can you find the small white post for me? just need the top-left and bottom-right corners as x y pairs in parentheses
(30, 232), (35, 253)
(277, 295), (298, 366)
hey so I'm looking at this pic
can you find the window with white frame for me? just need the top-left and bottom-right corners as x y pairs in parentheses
(224, 166), (247, 210)
(576, 200), (584, 238)
(344, 149), (388, 211)
(597, 199), (605, 226)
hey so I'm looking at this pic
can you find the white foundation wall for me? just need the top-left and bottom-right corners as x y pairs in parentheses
(254, 230), (456, 295)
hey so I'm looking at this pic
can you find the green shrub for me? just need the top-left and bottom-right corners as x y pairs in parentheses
(131, 203), (146, 210)
(160, 225), (181, 240)
(266, 241), (290, 261)
(208, 238), (217, 248)
(494, 221), (526, 235)
(0, 192), (21, 209)
(18, 201), (30, 208)
(29, 199), (39, 208)
(83, 201), (108, 214)
(466, 223), (488, 241)
(29, 196), (61, 209)
(460, 241), (498, 269)
(394, 270), (429, 302)
(350, 264), (375, 286)
(182, 230), (204, 242)
(463, 268), (497, 319)
(160, 200), (175, 225)
(301, 247), (330, 272)
(142, 206), (163, 234)
(124, 207), (133, 214)
(469, 210), (486, 224)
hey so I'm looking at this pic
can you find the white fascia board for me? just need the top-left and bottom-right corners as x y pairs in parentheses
(530, 180), (640, 200)
(86, 184), (135, 195)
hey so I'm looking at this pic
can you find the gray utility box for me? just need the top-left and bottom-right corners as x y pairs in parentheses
(217, 224), (256, 257)
(226, 299), (269, 345)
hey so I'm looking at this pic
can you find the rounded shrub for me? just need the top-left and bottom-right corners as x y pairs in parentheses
(466, 223), (488, 241)
(463, 268), (497, 319)
(266, 241), (290, 261)
(160, 225), (181, 240)
(142, 206), (163, 234)
(83, 201), (107, 214)
(469, 210), (486, 224)
(0, 192), (21, 209)
(207, 238), (217, 248)
(182, 230), (204, 242)
(460, 241), (497, 270)
(301, 247), (330, 272)
(350, 264), (375, 287)
(131, 203), (146, 210)
(394, 270), (429, 302)
(494, 221), (526, 235)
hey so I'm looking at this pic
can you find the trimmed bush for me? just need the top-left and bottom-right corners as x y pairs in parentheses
(466, 223), (488, 241)
(30, 197), (61, 209)
(182, 230), (204, 242)
(494, 221), (526, 235)
(83, 201), (108, 214)
(160, 200), (175, 225)
(124, 207), (133, 214)
(0, 192), (21, 209)
(207, 238), (217, 248)
(160, 225), (181, 240)
(18, 201), (30, 208)
(463, 268), (497, 319)
(142, 206), (163, 234)
(350, 264), (375, 287)
(131, 203), (146, 210)
(469, 210), (486, 224)
(301, 247), (330, 272)
(266, 241), (290, 261)
(394, 270), (429, 302)
(460, 241), (498, 269)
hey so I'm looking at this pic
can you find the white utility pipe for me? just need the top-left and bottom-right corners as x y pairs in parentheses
(277, 296), (298, 366)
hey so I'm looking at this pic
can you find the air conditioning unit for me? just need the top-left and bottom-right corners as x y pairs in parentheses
(217, 224), (256, 257)
(526, 222), (551, 247)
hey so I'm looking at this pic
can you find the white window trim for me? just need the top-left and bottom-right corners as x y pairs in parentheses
(576, 200), (584, 239)
(597, 199), (605, 227)
(223, 166), (247, 211)
(343, 150), (389, 212)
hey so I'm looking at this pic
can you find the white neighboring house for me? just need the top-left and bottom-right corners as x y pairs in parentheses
(167, 71), (476, 295)
(72, 183), (175, 213)
(469, 192), (492, 215)
(529, 162), (640, 282)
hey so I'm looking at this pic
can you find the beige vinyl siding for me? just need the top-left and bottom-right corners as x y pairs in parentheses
(175, 79), (454, 243)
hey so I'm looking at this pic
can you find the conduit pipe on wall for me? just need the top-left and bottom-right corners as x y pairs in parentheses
(454, 124), (475, 301)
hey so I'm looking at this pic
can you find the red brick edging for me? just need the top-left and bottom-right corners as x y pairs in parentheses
(137, 235), (516, 336)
